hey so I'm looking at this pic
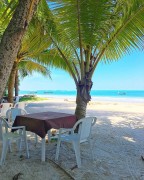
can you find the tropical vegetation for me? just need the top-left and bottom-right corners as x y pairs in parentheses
(0, 0), (51, 103)
(20, 95), (49, 102)
(0, 0), (41, 98)
(7, 18), (51, 103)
(0, 0), (144, 119)
(36, 0), (144, 119)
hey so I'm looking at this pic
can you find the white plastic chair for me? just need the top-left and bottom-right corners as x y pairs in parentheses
(14, 102), (27, 111)
(15, 96), (19, 103)
(0, 103), (13, 118)
(0, 117), (29, 165)
(7, 107), (38, 146)
(55, 117), (97, 168)
(6, 108), (27, 123)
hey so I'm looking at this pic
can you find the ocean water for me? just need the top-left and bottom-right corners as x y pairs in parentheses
(19, 90), (144, 102)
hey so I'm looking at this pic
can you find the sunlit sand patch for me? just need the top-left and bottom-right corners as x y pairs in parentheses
(122, 136), (136, 143)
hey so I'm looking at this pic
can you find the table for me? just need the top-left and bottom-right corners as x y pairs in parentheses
(13, 111), (76, 161)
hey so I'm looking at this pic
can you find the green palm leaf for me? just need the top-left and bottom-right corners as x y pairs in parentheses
(19, 60), (51, 78)
(44, 0), (144, 76)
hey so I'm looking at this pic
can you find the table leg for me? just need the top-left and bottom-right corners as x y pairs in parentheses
(41, 138), (45, 162)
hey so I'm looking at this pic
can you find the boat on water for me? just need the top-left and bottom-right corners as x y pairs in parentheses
(44, 91), (53, 94)
(118, 91), (126, 95)
(29, 91), (37, 94)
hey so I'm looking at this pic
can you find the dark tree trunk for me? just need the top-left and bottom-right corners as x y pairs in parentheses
(75, 88), (88, 119)
(75, 76), (93, 119)
(0, 0), (40, 99)
(8, 62), (18, 103)
(15, 69), (19, 96)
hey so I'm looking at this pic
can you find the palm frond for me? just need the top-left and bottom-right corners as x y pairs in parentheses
(46, 0), (144, 72)
(100, 0), (144, 61)
(0, 0), (18, 31)
(19, 60), (51, 78)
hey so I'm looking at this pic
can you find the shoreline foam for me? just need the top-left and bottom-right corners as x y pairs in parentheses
(20, 93), (144, 103)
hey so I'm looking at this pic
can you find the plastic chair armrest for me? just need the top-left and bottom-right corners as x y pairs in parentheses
(92, 117), (97, 126)
(11, 126), (25, 130)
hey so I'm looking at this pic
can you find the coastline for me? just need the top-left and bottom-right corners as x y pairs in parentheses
(91, 96), (144, 103)
(19, 89), (144, 102)
(21, 95), (144, 114)
(20, 93), (144, 103)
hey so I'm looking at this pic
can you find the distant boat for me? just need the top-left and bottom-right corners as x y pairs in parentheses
(44, 91), (53, 94)
(118, 91), (126, 95)
(29, 91), (37, 94)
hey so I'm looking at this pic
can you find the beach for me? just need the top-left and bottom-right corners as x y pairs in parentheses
(0, 97), (144, 179)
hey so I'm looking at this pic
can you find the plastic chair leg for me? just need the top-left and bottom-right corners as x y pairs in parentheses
(0, 139), (9, 165)
(23, 131), (29, 159)
(55, 139), (61, 161)
(35, 134), (38, 145)
(72, 141), (81, 168)
(88, 140), (94, 161)
(16, 138), (22, 152)
(41, 138), (45, 162)
(17, 129), (23, 151)
(47, 130), (51, 142)
(8, 140), (12, 152)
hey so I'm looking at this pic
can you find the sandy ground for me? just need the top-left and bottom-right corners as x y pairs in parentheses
(0, 97), (144, 180)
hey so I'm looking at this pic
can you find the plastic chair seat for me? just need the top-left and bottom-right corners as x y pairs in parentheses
(60, 133), (80, 142)
(3, 132), (22, 139)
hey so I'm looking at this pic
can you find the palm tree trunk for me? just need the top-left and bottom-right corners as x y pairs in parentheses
(15, 69), (19, 96)
(8, 62), (18, 103)
(75, 89), (87, 119)
(75, 77), (93, 119)
(0, 0), (40, 99)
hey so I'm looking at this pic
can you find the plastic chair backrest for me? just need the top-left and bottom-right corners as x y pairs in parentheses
(73, 117), (96, 143)
(6, 108), (27, 123)
(14, 102), (27, 110)
(0, 103), (13, 117)
(14, 96), (20, 103)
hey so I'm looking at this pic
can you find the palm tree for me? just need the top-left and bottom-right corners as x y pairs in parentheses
(8, 60), (50, 103)
(0, 0), (41, 98)
(7, 19), (51, 103)
(37, 0), (144, 119)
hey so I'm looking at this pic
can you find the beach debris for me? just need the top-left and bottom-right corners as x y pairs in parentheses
(12, 173), (23, 180)
(19, 155), (25, 161)
(117, 91), (126, 95)
(71, 165), (77, 170)
(50, 129), (58, 142)
(47, 158), (74, 179)
(50, 138), (57, 143)
(141, 156), (144, 161)
(51, 129), (57, 135)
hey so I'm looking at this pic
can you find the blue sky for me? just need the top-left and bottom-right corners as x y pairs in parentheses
(20, 50), (144, 91)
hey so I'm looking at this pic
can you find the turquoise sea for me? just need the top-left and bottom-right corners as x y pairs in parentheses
(19, 90), (144, 101)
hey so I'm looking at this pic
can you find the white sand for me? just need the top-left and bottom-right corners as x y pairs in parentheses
(0, 97), (144, 179)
